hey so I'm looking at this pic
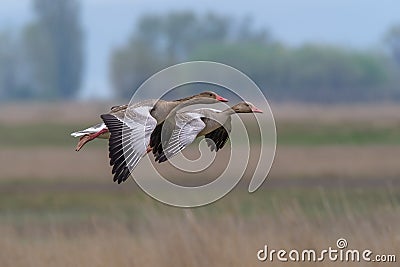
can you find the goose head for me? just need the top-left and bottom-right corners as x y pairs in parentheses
(197, 91), (229, 102)
(231, 102), (263, 113)
(178, 91), (228, 104)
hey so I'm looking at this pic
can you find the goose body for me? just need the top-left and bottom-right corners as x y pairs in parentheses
(71, 91), (228, 183)
(153, 102), (262, 163)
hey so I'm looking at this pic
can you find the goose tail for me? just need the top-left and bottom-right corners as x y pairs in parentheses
(71, 123), (107, 137)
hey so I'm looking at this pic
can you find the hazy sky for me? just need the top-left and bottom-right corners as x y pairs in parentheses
(1, 0), (399, 98)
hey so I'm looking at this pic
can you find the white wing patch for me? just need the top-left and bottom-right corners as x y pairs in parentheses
(101, 105), (158, 183)
(117, 106), (157, 169)
(191, 108), (222, 114)
(155, 112), (206, 162)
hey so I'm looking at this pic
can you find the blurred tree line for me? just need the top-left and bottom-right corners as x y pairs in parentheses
(1, 6), (400, 102)
(0, 0), (83, 100)
(111, 12), (400, 102)
(110, 12), (270, 98)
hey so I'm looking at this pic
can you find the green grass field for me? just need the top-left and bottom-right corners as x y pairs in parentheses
(3, 120), (400, 148)
(277, 121), (400, 145)
(1, 181), (398, 222)
(1, 103), (399, 266)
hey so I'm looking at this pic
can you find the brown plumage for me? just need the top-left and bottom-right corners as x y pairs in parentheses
(152, 102), (263, 163)
(99, 91), (228, 183)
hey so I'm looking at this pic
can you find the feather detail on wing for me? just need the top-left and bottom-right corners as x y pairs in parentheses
(154, 112), (206, 163)
(101, 106), (157, 183)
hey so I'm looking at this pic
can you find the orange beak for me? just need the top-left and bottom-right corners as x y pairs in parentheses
(251, 106), (263, 113)
(216, 94), (229, 102)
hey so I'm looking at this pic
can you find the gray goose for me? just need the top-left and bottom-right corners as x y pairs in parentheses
(72, 91), (228, 183)
(152, 102), (262, 163)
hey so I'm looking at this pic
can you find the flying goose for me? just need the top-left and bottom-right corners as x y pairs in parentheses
(72, 91), (228, 183)
(152, 102), (262, 163)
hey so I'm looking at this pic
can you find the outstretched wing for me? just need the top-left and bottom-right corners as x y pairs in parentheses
(154, 112), (206, 163)
(101, 106), (157, 183)
(204, 117), (232, 152)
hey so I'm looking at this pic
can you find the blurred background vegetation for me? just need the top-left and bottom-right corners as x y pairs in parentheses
(1, 0), (400, 102)
(1, 1), (400, 266)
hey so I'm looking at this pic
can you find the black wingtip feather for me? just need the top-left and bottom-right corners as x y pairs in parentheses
(150, 123), (163, 153)
(205, 125), (230, 152)
(101, 113), (132, 184)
